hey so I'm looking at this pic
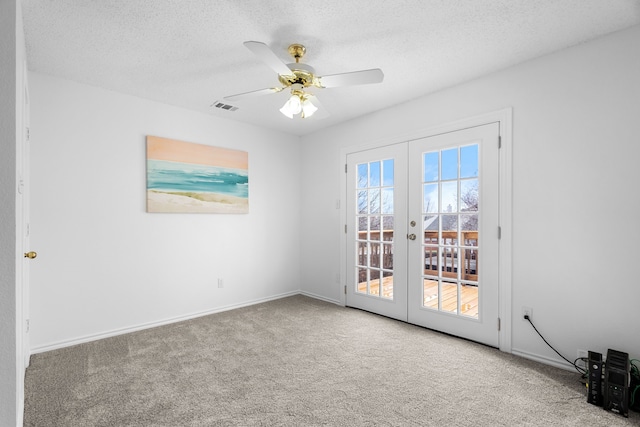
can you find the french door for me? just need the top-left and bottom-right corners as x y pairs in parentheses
(345, 143), (408, 321)
(346, 123), (500, 347)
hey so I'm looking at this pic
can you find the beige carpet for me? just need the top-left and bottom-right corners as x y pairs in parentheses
(24, 295), (639, 426)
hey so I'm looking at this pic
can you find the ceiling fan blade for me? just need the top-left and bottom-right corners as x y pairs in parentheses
(243, 41), (292, 77)
(224, 87), (284, 102)
(318, 68), (384, 88)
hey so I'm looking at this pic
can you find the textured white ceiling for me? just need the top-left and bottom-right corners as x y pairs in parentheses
(21, 0), (640, 136)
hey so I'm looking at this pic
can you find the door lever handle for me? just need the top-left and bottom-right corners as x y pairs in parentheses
(24, 251), (37, 259)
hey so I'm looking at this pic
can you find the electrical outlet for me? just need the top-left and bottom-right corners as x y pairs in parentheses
(576, 349), (588, 369)
(217, 278), (224, 288)
(522, 306), (533, 320)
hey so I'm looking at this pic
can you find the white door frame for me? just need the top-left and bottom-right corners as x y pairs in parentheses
(340, 108), (513, 353)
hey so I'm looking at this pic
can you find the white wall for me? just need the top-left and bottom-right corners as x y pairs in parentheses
(300, 25), (640, 366)
(29, 73), (302, 352)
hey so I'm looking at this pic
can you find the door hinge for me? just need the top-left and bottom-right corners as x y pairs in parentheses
(344, 285), (347, 295)
(498, 226), (502, 239)
(498, 135), (502, 149)
(345, 164), (347, 173)
(26, 127), (30, 142)
(344, 224), (347, 234)
(25, 319), (30, 333)
(497, 317), (501, 331)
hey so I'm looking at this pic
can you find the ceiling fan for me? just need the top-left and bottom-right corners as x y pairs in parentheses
(224, 41), (384, 119)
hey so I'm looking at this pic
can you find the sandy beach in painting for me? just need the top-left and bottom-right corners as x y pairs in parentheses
(147, 190), (248, 214)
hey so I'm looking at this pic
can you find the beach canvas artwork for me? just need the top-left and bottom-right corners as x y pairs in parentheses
(146, 136), (249, 213)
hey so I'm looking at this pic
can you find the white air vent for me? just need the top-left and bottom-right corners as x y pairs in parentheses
(211, 101), (239, 111)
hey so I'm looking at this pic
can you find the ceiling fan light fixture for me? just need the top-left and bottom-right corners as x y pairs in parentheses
(301, 97), (318, 118)
(280, 93), (302, 118)
(279, 105), (294, 119)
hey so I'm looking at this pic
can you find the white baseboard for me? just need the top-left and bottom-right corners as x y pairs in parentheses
(511, 348), (577, 372)
(299, 290), (342, 306)
(30, 290), (301, 355)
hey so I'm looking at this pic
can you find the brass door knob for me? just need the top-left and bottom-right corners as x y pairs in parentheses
(24, 251), (37, 259)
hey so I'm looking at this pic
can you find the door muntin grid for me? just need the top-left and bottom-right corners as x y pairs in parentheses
(355, 159), (395, 299)
(421, 144), (480, 318)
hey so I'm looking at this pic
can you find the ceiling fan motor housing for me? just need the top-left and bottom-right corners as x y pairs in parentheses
(278, 63), (317, 88)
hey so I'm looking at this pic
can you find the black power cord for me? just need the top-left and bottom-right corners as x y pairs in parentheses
(631, 359), (640, 411)
(524, 314), (587, 375)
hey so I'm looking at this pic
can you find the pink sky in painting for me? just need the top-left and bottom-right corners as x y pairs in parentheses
(147, 136), (248, 170)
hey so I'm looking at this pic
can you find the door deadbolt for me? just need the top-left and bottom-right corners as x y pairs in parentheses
(410, 220), (416, 227)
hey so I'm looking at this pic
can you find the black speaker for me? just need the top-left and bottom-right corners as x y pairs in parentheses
(631, 371), (640, 412)
(603, 349), (630, 418)
(587, 351), (603, 406)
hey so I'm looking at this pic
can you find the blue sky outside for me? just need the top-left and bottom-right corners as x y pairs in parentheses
(357, 159), (395, 215)
(423, 144), (479, 215)
(356, 145), (478, 216)
(357, 159), (394, 187)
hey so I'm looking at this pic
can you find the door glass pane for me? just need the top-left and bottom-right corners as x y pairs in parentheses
(369, 188), (380, 214)
(461, 248), (478, 281)
(441, 281), (458, 313)
(423, 183), (438, 213)
(369, 216), (380, 241)
(369, 269), (381, 296)
(421, 144), (479, 319)
(461, 179), (478, 211)
(381, 271), (393, 299)
(382, 159), (394, 186)
(441, 181), (457, 212)
(382, 216), (394, 239)
(357, 164), (368, 188)
(424, 246), (438, 275)
(460, 145), (479, 178)
(423, 279), (438, 309)
(441, 215), (457, 234)
(355, 159), (394, 300)
(461, 284), (478, 317)
(370, 243), (381, 268)
(441, 247), (457, 278)
(423, 152), (438, 182)
(382, 188), (394, 214)
(382, 243), (393, 268)
(358, 217), (367, 236)
(424, 215), (438, 234)
(461, 215), (478, 235)
(357, 267), (367, 292)
(441, 148), (458, 180)
(357, 190), (367, 214)
(357, 243), (367, 266)
(369, 161), (380, 187)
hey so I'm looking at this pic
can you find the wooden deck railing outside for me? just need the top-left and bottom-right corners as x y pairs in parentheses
(356, 229), (479, 317)
(357, 230), (478, 282)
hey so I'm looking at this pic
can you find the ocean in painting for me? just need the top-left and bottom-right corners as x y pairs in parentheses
(147, 159), (248, 198)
